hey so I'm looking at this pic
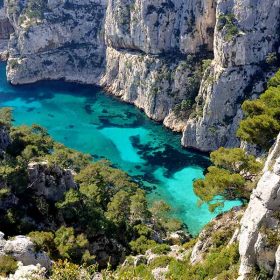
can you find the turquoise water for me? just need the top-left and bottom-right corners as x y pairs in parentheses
(0, 63), (241, 235)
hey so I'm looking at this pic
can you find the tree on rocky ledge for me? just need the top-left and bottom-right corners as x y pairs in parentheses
(194, 147), (262, 212)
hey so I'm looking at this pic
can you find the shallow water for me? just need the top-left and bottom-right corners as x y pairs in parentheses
(0, 63), (241, 235)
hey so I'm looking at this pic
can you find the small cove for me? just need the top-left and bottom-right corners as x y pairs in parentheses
(0, 63), (241, 235)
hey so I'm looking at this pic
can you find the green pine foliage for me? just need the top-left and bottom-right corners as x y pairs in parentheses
(193, 148), (262, 211)
(237, 69), (280, 149)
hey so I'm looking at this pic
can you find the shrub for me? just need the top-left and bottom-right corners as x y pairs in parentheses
(51, 259), (96, 280)
(116, 264), (153, 280)
(149, 256), (173, 269)
(27, 231), (55, 256)
(151, 244), (171, 255)
(0, 255), (18, 277)
(166, 244), (239, 279)
(54, 227), (90, 264)
(129, 236), (157, 254)
(217, 14), (239, 41)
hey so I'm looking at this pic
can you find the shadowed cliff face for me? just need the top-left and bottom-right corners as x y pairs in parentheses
(0, 4), (13, 58)
(104, 0), (216, 55)
(0, 17), (13, 39)
(2, 0), (280, 152)
(100, 0), (216, 131)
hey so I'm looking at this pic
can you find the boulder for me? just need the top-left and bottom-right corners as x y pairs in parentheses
(7, 263), (46, 280)
(3, 235), (51, 269)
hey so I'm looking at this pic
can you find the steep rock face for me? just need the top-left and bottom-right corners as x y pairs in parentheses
(4, 0), (280, 150)
(182, 0), (280, 151)
(101, 0), (216, 129)
(238, 133), (280, 279)
(7, 0), (106, 84)
(101, 47), (202, 127)
(0, 4), (13, 59)
(0, 6), (13, 39)
(105, 0), (216, 54)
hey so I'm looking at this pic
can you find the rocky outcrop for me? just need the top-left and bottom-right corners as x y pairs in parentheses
(27, 161), (77, 202)
(7, 0), (106, 84)
(105, 0), (215, 54)
(190, 207), (243, 264)
(6, 263), (46, 280)
(182, 0), (280, 151)
(0, 232), (51, 269)
(105, 0), (216, 55)
(238, 133), (280, 279)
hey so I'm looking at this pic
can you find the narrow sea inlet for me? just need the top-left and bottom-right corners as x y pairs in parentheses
(0, 63), (240, 235)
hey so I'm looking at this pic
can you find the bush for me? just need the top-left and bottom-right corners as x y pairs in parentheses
(116, 264), (153, 280)
(129, 236), (157, 254)
(27, 231), (55, 256)
(0, 255), (18, 277)
(237, 71), (280, 149)
(51, 259), (96, 280)
(54, 227), (90, 264)
(151, 244), (171, 255)
(166, 244), (239, 280)
(149, 256), (173, 269)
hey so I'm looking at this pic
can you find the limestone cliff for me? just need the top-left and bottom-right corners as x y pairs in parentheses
(182, 0), (280, 151)
(7, 0), (106, 84)
(101, 0), (216, 130)
(0, 3), (13, 59)
(238, 133), (280, 279)
(3, 0), (280, 150)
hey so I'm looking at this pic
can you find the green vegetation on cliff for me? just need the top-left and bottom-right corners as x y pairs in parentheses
(194, 147), (262, 211)
(0, 108), (187, 278)
(237, 69), (280, 149)
(194, 68), (280, 214)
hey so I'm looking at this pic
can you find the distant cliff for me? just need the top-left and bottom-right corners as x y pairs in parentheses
(2, 0), (280, 150)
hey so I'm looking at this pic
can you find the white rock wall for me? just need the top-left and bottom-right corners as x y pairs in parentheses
(238, 133), (280, 279)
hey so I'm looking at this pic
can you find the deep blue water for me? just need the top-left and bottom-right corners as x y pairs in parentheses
(0, 63), (241, 235)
